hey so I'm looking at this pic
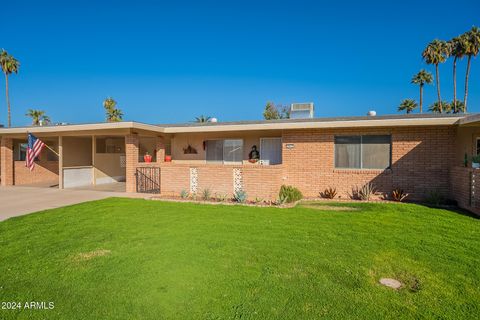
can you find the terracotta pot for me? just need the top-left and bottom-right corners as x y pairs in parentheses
(144, 154), (153, 163)
(165, 155), (172, 162)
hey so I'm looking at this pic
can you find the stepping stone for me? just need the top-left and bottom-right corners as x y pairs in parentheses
(379, 278), (402, 289)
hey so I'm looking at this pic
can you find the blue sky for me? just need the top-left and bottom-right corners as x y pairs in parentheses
(1, 0), (479, 126)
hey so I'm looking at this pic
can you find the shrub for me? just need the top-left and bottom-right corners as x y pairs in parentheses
(392, 188), (408, 202)
(180, 189), (189, 199)
(321, 187), (337, 199)
(233, 190), (247, 203)
(349, 183), (376, 201)
(254, 197), (264, 204)
(190, 192), (198, 201)
(215, 193), (228, 202)
(425, 189), (443, 206)
(276, 193), (289, 205)
(201, 188), (211, 201)
(359, 183), (376, 200)
(279, 185), (303, 203)
(472, 154), (480, 163)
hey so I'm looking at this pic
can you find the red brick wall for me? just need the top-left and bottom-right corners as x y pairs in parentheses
(130, 125), (457, 202)
(156, 163), (283, 200)
(1, 137), (13, 186)
(14, 161), (59, 186)
(282, 126), (456, 200)
(450, 166), (480, 215)
(125, 134), (139, 193)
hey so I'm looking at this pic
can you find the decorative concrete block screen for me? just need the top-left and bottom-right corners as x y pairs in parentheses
(190, 167), (198, 194)
(233, 168), (243, 193)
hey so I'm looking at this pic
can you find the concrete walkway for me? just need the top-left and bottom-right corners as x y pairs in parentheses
(0, 186), (145, 221)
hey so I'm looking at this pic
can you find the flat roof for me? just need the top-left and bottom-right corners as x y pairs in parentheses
(0, 113), (470, 135)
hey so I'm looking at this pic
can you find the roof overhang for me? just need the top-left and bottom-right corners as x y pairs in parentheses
(457, 114), (480, 127)
(0, 116), (465, 136)
(0, 122), (163, 136)
(162, 116), (461, 133)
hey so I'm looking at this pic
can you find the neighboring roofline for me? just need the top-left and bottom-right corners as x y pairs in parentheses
(0, 113), (469, 135)
(458, 113), (480, 126)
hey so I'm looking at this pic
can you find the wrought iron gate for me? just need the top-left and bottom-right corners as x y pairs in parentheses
(135, 167), (161, 194)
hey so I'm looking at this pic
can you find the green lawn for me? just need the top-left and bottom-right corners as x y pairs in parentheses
(0, 199), (479, 319)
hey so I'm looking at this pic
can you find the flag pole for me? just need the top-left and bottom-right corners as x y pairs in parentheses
(44, 144), (60, 157)
(27, 131), (60, 157)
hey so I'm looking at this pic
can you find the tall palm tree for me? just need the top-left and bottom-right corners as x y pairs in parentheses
(195, 115), (211, 123)
(411, 70), (433, 113)
(107, 108), (123, 122)
(103, 97), (117, 110)
(422, 40), (449, 113)
(398, 99), (418, 114)
(26, 109), (51, 126)
(449, 36), (466, 113)
(450, 100), (465, 113)
(463, 26), (480, 112)
(0, 49), (20, 127)
(103, 97), (123, 122)
(429, 101), (450, 113)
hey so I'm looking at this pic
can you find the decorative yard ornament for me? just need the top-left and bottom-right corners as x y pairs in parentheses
(248, 145), (259, 163)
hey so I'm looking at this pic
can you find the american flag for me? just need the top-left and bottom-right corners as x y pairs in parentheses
(26, 133), (45, 171)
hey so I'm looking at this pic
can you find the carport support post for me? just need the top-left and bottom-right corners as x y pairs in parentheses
(0, 137), (14, 186)
(92, 135), (96, 185)
(125, 133), (139, 193)
(58, 136), (63, 189)
(156, 136), (165, 163)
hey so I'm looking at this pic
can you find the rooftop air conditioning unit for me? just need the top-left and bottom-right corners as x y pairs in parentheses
(290, 102), (314, 119)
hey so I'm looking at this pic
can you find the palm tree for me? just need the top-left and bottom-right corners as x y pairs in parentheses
(107, 108), (123, 122)
(0, 49), (20, 127)
(103, 97), (117, 110)
(429, 101), (450, 113)
(398, 99), (418, 114)
(103, 97), (123, 122)
(422, 40), (449, 113)
(195, 115), (211, 123)
(26, 109), (51, 126)
(449, 36), (467, 113)
(411, 70), (433, 113)
(451, 100), (465, 113)
(463, 26), (480, 112)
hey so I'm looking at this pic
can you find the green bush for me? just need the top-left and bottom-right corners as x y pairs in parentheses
(180, 189), (189, 199)
(201, 188), (211, 201)
(233, 190), (247, 203)
(279, 185), (303, 203)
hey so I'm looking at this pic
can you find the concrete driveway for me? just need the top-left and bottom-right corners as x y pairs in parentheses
(0, 186), (144, 221)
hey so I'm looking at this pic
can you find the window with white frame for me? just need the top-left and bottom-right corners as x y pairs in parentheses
(206, 139), (243, 164)
(334, 135), (391, 169)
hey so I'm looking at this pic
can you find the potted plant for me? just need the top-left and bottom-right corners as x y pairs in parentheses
(165, 155), (172, 162)
(144, 152), (153, 163)
(472, 154), (480, 169)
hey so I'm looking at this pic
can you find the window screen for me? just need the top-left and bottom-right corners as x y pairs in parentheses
(223, 139), (243, 163)
(206, 139), (243, 163)
(260, 138), (282, 165)
(335, 135), (391, 169)
(334, 136), (361, 168)
(206, 140), (223, 163)
(362, 135), (391, 169)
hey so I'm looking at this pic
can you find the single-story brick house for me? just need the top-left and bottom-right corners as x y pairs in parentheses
(0, 113), (479, 212)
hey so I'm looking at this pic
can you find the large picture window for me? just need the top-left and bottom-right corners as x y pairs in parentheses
(334, 135), (391, 169)
(206, 139), (243, 164)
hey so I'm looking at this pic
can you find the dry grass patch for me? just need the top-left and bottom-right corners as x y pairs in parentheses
(301, 204), (359, 211)
(73, 249), (111, 261)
